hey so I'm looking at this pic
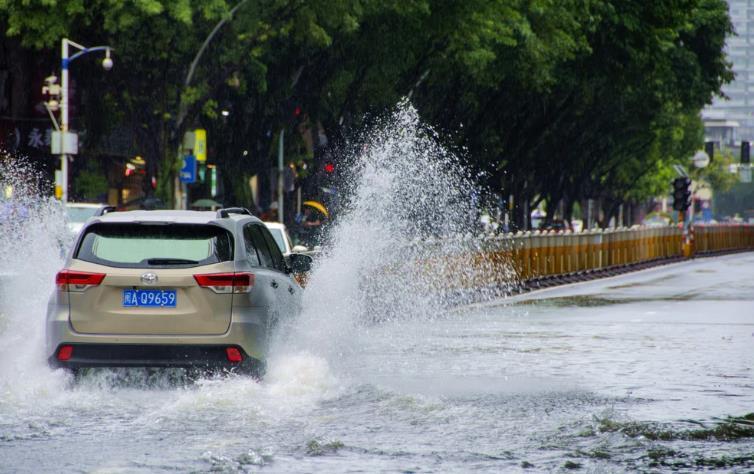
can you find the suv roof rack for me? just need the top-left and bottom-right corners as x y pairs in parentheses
(217, 207), (253, 219)
(94, 206), (117, 217)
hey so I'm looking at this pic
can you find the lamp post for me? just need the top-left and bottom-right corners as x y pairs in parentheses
(57, 38), (113, 203)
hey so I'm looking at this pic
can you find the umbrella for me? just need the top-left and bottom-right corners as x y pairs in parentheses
(303, 200), (329, 218)
(191, 198), (223, 209)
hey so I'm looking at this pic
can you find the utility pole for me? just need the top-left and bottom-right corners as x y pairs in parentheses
(278, 130), (284, 223)
(52, 39), (112, 204)
(60, 39), (70, 204)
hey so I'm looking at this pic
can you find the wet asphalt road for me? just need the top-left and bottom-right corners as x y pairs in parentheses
(1, 253), (753, 472)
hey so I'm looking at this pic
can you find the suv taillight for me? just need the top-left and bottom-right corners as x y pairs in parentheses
(194, 272), (254, 294)
(56, 270), (106, 292)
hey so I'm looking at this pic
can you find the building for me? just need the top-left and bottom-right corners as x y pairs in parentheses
(703, 0), (753, 147)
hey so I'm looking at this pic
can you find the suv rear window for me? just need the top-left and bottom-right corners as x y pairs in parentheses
(76, 223), (233, 268)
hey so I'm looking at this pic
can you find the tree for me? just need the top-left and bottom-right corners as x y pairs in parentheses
(0, 0), (733, 221)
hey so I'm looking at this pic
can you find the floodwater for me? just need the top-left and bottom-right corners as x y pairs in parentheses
(1, 107), (753, 472)
(1, 254), (752, 472)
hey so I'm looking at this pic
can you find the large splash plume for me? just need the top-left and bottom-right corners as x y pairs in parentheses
(273, 102), (514, 367)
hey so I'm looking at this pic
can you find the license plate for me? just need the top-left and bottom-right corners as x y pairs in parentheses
(122, 289), (177, 307)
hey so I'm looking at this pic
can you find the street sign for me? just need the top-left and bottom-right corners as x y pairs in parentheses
(210, 166), (217, 197)
(51, 131), (78, 154)
(194, 129), (207, 162)
(180, 154), (197, 183)
(692, 150), (709, 168)
(181, 129), (207, 162)
(182, 131), (195, 150)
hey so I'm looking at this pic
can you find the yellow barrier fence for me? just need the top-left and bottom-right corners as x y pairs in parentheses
(399, 224), (754, 294)
(463, 224), (754, 287)
(499, 226), (684, 281)
(694, 224), (754, 254)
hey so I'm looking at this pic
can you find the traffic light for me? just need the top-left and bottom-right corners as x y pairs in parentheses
(741, 141), (750, 164)
(323, 161), (335, 174)
(42, 75), (61, 112)
(672, 177), (692, 212)
(705, 141), (714, 164)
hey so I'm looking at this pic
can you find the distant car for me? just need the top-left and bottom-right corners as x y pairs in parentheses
(538, 219), (571, 232)
(642, 214), (671, 227)
(264, 222), (308, 255)
(47, 208), (312, 377)
(65, 203), (110, 235)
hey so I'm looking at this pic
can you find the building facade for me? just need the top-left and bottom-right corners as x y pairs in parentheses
(703, 0), (754, 147)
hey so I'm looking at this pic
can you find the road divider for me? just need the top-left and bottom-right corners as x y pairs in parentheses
(449, 224), (754, 292)
(301, 224), (754, 296)
(693, 224), (754, 255)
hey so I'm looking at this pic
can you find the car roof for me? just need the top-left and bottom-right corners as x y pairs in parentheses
(66, 202), (106, 208)
(263, 222), (286, 230)
(94, 210), (261, 225)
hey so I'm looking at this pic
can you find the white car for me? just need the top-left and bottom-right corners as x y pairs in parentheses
(65, 203), (112, 235)
(263, 222), (307, 256)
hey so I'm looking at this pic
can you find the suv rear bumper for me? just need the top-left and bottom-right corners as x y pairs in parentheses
(46, 304), (269, 356)
(49, 343), (264, 376)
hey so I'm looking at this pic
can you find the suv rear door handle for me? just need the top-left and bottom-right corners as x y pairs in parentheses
(271, 280), (279, 289)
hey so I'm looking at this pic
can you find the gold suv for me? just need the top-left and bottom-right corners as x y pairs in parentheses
(46, 208), (311, 376)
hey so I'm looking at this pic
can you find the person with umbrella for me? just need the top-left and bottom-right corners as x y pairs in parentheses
(296, 200), (328, 247)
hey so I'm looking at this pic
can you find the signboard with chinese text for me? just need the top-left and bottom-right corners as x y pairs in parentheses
(180, 154), (197, 183)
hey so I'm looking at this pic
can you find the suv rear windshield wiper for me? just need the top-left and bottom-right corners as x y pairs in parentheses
(146, 258), (200, 265)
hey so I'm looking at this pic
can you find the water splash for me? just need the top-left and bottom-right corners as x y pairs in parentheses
(0, 152), (71, 405)
(273, 102), (514, 368)
(0, 103), (515, 425)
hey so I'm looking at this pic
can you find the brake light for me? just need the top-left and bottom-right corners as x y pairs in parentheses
(57, 345), (74, 361)
(193, 272), (254, 294)
(226, 347), (243, 363)
(56, 270), (106, 292)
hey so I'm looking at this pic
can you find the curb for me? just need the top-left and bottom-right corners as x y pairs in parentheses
(509, 248), (752, 295)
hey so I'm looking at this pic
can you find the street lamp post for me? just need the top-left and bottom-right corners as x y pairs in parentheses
(56, 38), (113, 203)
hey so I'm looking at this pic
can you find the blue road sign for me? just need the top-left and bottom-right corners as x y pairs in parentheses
(180, 154), (197, 183)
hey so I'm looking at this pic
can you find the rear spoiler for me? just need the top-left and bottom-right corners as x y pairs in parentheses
(216, 207), (253, 218)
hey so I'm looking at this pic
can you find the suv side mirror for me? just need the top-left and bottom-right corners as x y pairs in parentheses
(287, 253), (313, 273)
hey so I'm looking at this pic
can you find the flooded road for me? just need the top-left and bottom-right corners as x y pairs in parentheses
(1, 112), (753, 472)
(1, 254), (753, 473)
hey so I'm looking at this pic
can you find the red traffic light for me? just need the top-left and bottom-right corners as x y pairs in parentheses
(324, 162), (335, 174)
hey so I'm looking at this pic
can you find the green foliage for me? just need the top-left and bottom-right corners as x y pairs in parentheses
(0, 0), (733, 216)
(73, 160), (108, 200)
